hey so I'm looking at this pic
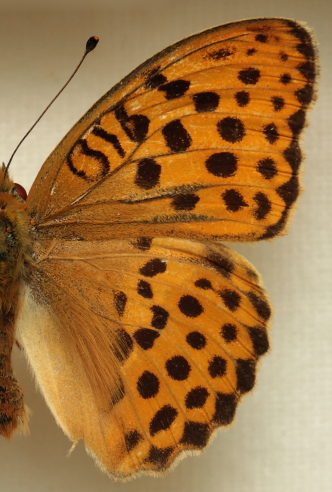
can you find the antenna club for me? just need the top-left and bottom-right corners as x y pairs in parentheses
(86, 36), (99, 53)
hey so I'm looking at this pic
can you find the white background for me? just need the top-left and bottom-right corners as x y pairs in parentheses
(0, 1), (331, 491)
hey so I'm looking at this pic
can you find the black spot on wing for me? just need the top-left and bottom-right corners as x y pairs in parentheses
(135, 158), (161, 189)
(137, 371), (159, 399)
(194, 278), (212, 290)
(296, 61), (315, 82)
(193, 91), (219, 112)
(217, 117), (245, 143)
(178, 295), (203, 318)
(113, 329), (133, 362)
(218, 289), (241, 311)
(186, 331), (206, 349)
(247, 326), (269, 356)
(295, 84), (314, 106)
(137, 280), (153, 299)
(257, 158), (278, 180)
(150, 305), (169, 330)
(222, 189), (248, 212)
(246, 291), (271, 321)
(205, 152), (238, 177)
(92, 126), (125, 157)
(279, 51), (288, 61)
(276, 176), (299, 210)
(114, 104), (149, 143)
(125, 429), (143, 451)
(145, 67), (167, 89)
(162, 119), (192, 152)
(271, 96), (285, 112)
(208, 356), (227, 378)
(221, 323), (237, 343)
(287, 109), (305, 137)
(133, 328), (160, 350)
(180, 421), (210, 448)
(280, 73), (291, 85)
(238, 67), (260, 85)
(140, 259), (166, 277)
(263, 123), (279, 144)
(253, 192), (272, 220)
(212, 392), (237, 425)
(236, 359), (256, 394)
(235, 90), (250, 107)
(255, 33), (268, 43)
(185, 387), (209, 409)
(206, 250), (234, 279)
(68, 139), (110, 180)
(113, 291), (127, 317)
(134, 237), (152, 251)
(158, 79), (190, 100)
(171, 193), (199, 211)
(283, 140), (302, 172)
(149, 405), (178, 436)
(166, 356), (191, 380)
(145, 445), (174, 467)
(207, 47), (235, 60)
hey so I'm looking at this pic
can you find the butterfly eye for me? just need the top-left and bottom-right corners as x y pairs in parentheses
(13, 183), (27, 201)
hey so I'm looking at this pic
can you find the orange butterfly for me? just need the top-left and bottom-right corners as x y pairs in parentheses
(0, 18), (317, 480)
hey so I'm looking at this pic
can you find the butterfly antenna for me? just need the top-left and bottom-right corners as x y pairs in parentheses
(4, 36), (99, 177)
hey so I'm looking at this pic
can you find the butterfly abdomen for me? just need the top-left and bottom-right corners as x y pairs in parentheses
(0, 168), (30, 439)
(0, 369), (28, 439)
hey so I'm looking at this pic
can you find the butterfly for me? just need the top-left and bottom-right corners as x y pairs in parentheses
(0, 18), (317, 480)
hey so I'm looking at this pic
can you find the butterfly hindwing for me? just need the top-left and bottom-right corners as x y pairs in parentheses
(17, 237), (270, 478)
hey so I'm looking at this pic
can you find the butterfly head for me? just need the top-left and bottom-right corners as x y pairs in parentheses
(0, 166), (30, 295)
(0, 166), (27, 205)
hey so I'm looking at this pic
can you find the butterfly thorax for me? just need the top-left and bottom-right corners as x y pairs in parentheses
(0, 167), (30, 439)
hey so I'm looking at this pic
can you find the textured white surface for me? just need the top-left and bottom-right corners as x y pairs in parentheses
(0, 1), (331, 491)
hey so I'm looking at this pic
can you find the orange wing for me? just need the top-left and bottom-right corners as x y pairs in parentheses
(17, 18), (318, 479)
(27, 18), (317, 243)
(18, 238), (270, 479)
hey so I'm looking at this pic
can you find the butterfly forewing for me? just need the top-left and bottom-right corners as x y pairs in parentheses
(28, 18), (316, 243)
(15, 18), (317, 479)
